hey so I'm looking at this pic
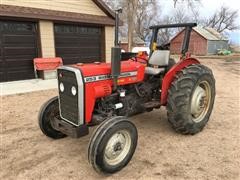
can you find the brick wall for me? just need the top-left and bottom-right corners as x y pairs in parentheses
(170, 30), (207, 55)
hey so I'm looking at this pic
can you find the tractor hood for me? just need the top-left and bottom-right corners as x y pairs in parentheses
(71, 60), (145, 78)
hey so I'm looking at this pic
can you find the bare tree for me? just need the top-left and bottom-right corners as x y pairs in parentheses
(103, 0), (159, 51)
(103, 0), (135, 51)
(126, 0), (137, 51)
(173, 0), (201, 8)
(124, 0), (159, 51)
(172, 0), (202, 23)
(204, 6), (239, 33)
(102, 0), (117, 8)
(134, 0), (159, 41)
(173, 7), (191, 24)
(157, 16), (174, 44)
(102, 0), (127, 37)
(156, 5), (195, 45)
(153, 0), (202, 45)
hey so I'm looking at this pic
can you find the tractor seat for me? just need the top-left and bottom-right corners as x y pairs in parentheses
(145, 50), (170, 75)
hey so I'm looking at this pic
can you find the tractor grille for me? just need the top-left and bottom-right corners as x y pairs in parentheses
(58, 69), (81, 126)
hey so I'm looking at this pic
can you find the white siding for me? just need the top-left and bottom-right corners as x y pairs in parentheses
(1, 0), (106, 16)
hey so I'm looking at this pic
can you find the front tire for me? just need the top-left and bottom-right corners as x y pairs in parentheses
(167, 64), (215, 135)
(88, 116), (138, 174)
(38, 96), (66, 139)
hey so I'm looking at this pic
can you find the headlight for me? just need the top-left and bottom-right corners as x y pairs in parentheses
(59, 82), (64, 92)
(71, 86), (77, 96)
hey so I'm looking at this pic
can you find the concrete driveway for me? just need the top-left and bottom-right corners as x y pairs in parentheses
(0, 79), (57, 96)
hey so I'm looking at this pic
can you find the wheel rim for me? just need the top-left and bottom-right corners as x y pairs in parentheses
(104, 130), (131, 166)
(191, 81), (211, 123)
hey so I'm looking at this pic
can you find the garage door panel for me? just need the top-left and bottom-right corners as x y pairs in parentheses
(59, 52), (101, 58)
(7, 70), (35, 82)
(0, 20), (37, 82)
(0, 56), (5, 81)
(59, 56), (100, 64)
(1, 21), (35, 33)
(55, 25), (101, 34)
(56, 52), (100, 63)
(4, 47), (37, 57)
(57, 56), (101, 65)
(0, 72), (4, 82)
(55, 24), (102, 64)
(56, 39), (101, 47)
(55, 36), (100, 45)
(5, 59), (34, 68)
(3, 35), (36, 45)
(0, 62), (4, 71)
(56, 47), (101, 54)
(55, 45), (101, 50)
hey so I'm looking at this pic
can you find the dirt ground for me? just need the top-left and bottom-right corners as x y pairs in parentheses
(1, 58), (239, 180)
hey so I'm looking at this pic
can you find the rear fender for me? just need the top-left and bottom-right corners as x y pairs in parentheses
(161, 58), (200, 105)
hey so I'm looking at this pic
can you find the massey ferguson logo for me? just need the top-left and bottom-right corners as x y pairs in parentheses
(85, 76), (97, 82)
(84, 71), (137, 83)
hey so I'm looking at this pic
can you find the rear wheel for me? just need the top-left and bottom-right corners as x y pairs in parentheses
(88, 116), (138, 174)
(167, 64), (215, 135)
(38, 96), (66, 139)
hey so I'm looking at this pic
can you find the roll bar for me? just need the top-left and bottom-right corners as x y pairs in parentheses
(149, 23), (197, 29)
(149, 23), (197, 56)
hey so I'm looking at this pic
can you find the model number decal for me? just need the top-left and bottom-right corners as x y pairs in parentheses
(84, 71), (137, 83)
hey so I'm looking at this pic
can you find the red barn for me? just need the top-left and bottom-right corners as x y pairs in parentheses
(170, 27), (229, 55)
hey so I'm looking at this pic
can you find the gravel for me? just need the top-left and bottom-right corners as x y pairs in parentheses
(1, 58), (239, 180)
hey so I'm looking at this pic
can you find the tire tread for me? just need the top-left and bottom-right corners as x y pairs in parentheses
(166, 64), (215, 135)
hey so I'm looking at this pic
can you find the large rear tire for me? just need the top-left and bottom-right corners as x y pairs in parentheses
(88, 116), (138, 174)
(38, 96), (66, 139)
(167, 64), (215, 135)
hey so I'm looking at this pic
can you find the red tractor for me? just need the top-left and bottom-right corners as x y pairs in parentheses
(38, 10), (215, 174)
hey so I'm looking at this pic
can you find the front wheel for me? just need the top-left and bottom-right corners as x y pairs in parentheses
(88, 116), (138, 174)
(38, 96), (66, 139)
(167, 64), (215, 135)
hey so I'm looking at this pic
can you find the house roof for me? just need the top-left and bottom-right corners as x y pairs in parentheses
(92, 0), (115, 19)
(120, 37), (145, 44)
(204, 27), (228, 40)
(93, 0), (123, 26)
(193, 27), (228, 41)
(170, 26), (228, 42)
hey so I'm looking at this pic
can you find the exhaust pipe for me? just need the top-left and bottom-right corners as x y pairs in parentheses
(111, 8), (122, 91)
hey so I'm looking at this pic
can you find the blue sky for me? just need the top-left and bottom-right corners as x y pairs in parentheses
(160, 0), (240, 44)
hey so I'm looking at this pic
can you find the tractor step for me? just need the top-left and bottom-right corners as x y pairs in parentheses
(144, 101), (161, 109)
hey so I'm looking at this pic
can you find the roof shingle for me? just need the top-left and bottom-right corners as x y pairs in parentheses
(193, 27), (228, 41)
